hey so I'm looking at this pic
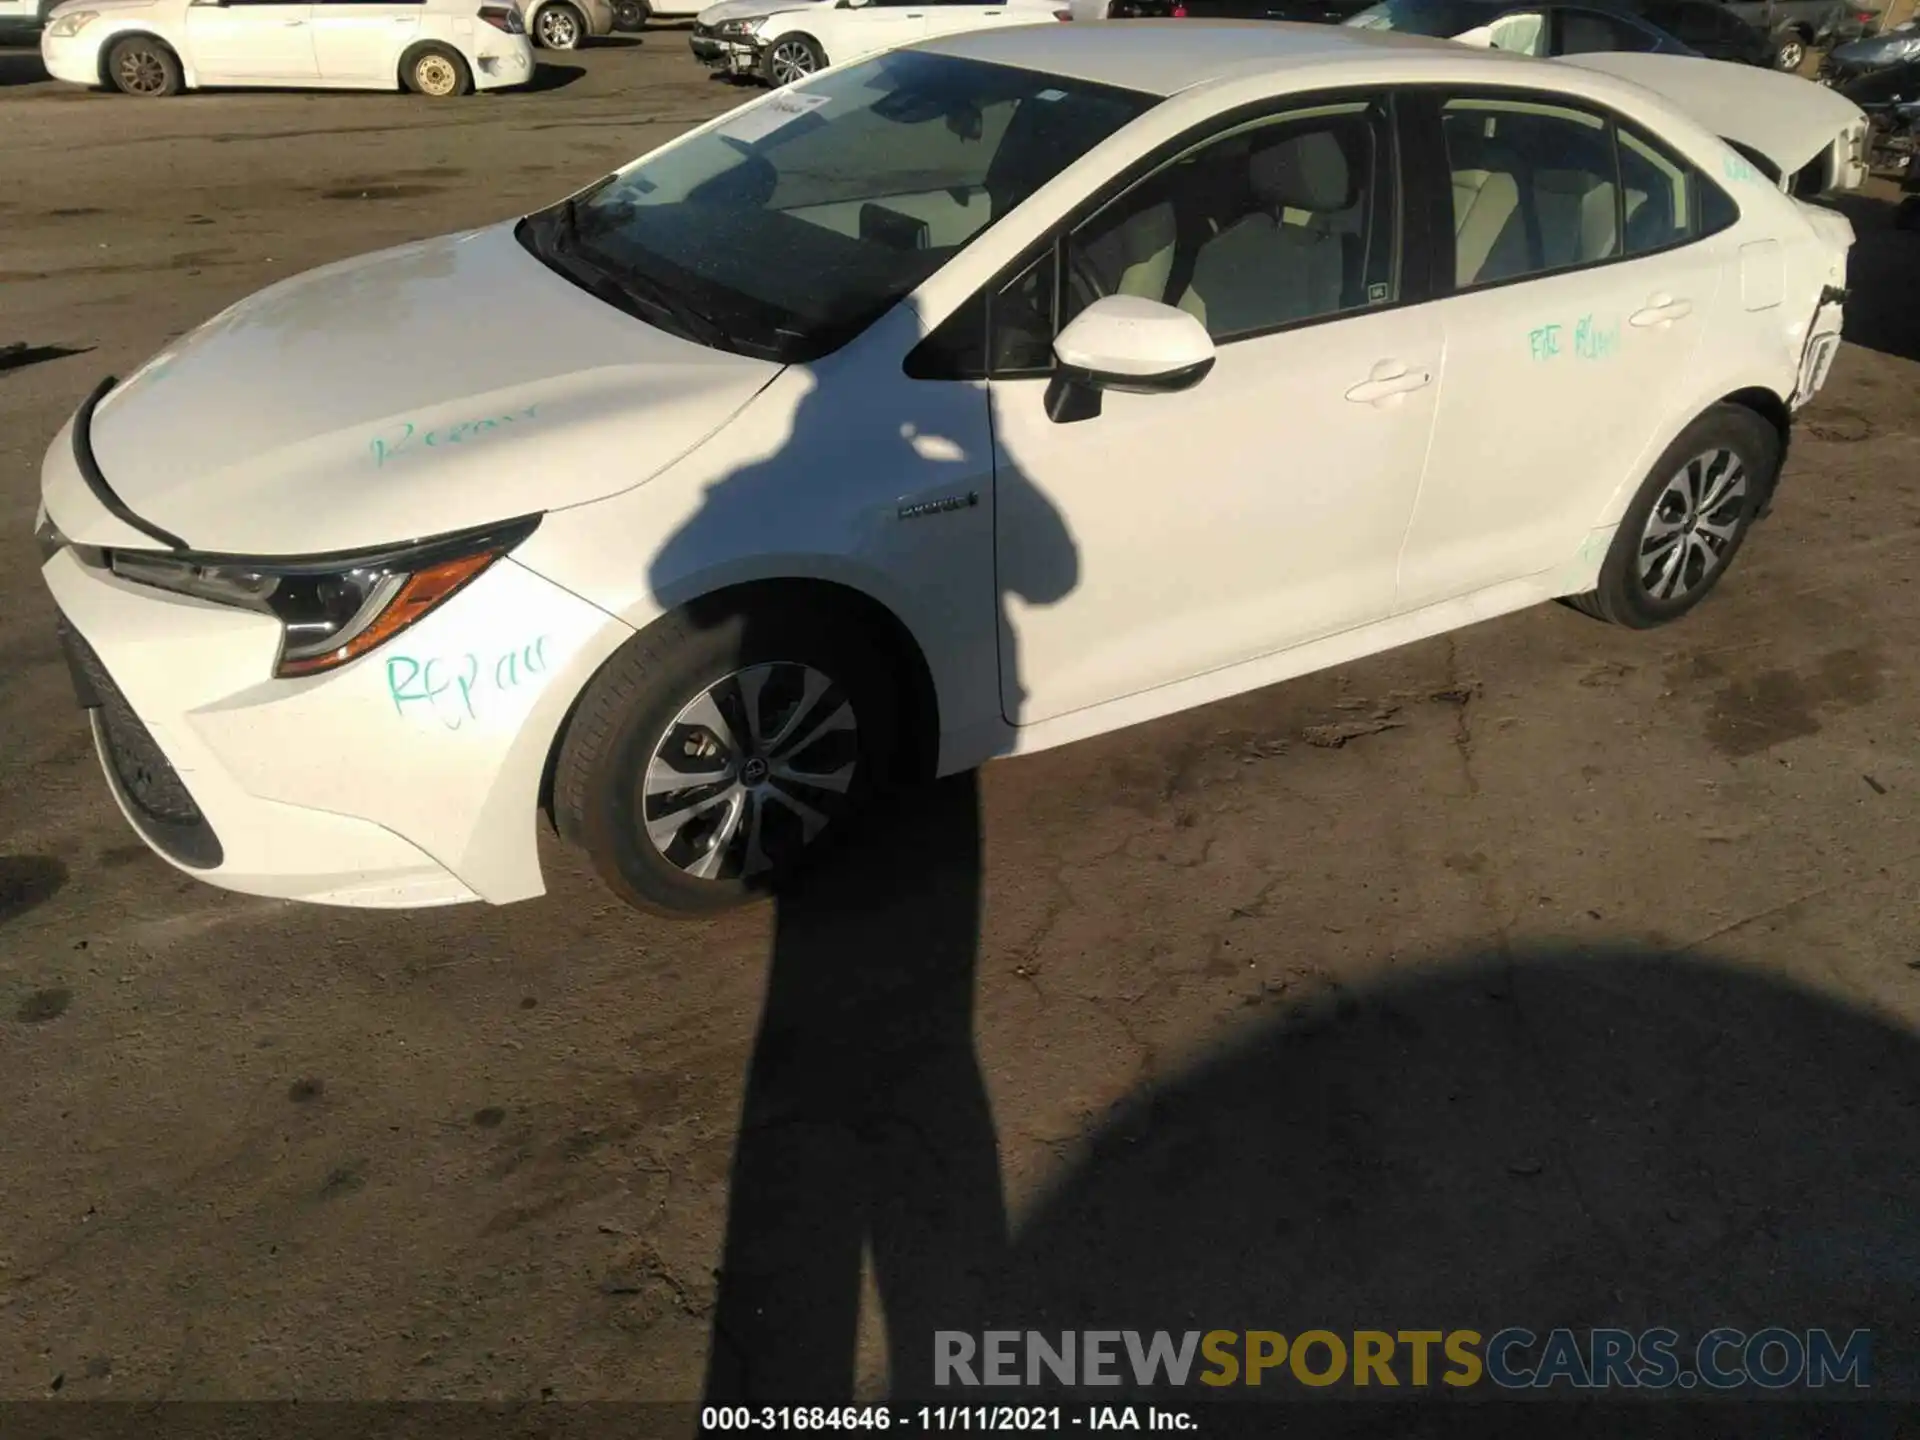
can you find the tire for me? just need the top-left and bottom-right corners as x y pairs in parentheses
(553, 602), (903, 916)
(106, 35), (182, 97)
(402, 42), (472, 97)
(612, 0), (649, 28)
(532, 0), (585, 49)
(1771, 31), (1808, 71)
(763, 33), (825, 86)
(1566, 404), (1780, 629)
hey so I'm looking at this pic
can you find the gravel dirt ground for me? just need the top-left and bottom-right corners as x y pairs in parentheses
(2, 38), (1920, 1417)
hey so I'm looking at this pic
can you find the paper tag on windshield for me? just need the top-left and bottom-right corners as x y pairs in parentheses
(718, 91), (831, 144)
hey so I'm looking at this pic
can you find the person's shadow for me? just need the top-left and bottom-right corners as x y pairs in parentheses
(643, 303), (1078, 1405)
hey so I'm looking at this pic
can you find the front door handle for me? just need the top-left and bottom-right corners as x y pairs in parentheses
(283, 16), (305, 23)
(1344, 360), (1433, 406)
(1630, 295), (1693, 327)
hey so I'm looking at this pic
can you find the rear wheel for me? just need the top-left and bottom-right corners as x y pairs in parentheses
(554, 603), (902, 916)
(612, 0), (649, 27)
(533, 1), (585, 48)
(107, 36), (182, 97)
(764, 33), (825, 86)
(403, 43), (472, 96)
(1771, 30), (1808, 70)
(1566, 404), (1779, 629)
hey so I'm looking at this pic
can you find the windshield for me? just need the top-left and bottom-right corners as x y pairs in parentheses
(517, 52), (1156, 362)
(1345, 0), (1492, 32)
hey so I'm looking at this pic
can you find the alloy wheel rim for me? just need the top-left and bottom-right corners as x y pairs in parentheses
(641, 662), (858, 880)
(415, 55), (457, 94)
(540, 8), (578, 44)
(1777, 39), (1805, 68)
(1638, 447), (1748, 602)
(118, 49), (166, 93)
(769, 41), (816, 84)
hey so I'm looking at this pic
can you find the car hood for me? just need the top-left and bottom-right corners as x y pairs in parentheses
(1563, 51), (1869, 178)
(696, 0), (823, 21)
(61, 224), (782, 557)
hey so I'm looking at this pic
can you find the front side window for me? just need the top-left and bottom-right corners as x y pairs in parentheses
(1063, 99), (1398, 343)
(518, 52), (1154, 361)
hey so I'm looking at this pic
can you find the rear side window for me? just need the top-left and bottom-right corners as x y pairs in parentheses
(1438, 93), (1740, 290)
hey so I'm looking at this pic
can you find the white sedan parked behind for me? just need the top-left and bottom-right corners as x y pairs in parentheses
(40, 0), (533, 96)
(37, 25), (1853, 916)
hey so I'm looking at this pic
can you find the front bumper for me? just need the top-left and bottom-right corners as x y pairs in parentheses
(690, 28), (762, 74)
(37, 391), (635, 909)
(40, 30), (101, 87)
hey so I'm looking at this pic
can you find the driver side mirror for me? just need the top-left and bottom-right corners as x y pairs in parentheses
(1044, 295), (1216, 424)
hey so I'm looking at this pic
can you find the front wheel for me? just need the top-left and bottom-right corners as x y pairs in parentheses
(107, 36), (182, 96)
(1771, 32), (1808, 70)
(763, 33), (825, 86)
(1566, 404), (1779, 629)
(553, 605), (901, 916)
(612, 0), (649, 27)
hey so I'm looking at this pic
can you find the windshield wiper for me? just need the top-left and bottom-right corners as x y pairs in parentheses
(534, 196), (739, 353)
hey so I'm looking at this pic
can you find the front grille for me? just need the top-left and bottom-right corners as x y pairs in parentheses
(63, 623), (201, 825)
(58, 617), (224, 869)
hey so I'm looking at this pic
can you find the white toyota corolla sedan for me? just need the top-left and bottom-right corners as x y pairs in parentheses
(36, 24), (1856, 916)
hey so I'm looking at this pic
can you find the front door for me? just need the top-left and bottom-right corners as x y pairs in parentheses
(989, 96), (1444, 727)
(185, 0), (319, 81)
(830, 0), (930, 64)
(310, 0), (419, 81)
(1394, 94), (1724, 612)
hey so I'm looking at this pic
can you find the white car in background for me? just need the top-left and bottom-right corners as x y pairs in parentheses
(693, 0), (1058, 85)
(39, 0), (532, 95)
(37, 26), (1853, 917)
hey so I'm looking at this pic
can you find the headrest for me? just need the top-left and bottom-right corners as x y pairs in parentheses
(1249, 130), (1354, 214)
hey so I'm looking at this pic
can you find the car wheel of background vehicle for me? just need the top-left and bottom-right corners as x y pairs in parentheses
(765, 34), (825, 85)
(403, 43), (472, 96)
(534, 1), (585, 48)
(1566, 404), (1779, 630)
(553, 603), (903, 916)
(107, 36), (182, 97)
(612, 0), (648, 28)
(1771, 32), (1808, 70)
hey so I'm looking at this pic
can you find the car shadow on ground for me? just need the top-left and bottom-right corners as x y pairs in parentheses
(705, 933), (1920, 1427)
(1828, 191), (1920, 363)
(522, 62), (588, 92)
(0, 48), (50, 86)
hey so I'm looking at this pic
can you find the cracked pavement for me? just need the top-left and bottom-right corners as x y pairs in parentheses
(2, 40), (1920, 1413)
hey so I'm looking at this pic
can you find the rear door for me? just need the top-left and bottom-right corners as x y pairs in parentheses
(825, 0), (930, 62)
(184, 0), (319, 81)
(1392, 90), (1729, 610)
(310, 0), (421, 81)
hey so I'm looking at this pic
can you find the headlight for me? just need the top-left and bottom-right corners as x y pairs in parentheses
(716, 17), (761, 34)
(46, 10), (99, 37)
(107, 515), (540, 679)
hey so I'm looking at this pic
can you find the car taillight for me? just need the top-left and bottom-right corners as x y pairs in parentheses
(480, 4), (523, 31)
(1172, 3), (1187, 13)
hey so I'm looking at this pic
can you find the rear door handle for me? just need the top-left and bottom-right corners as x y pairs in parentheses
(1630, 296), (1693, 327)
(1344, 361), (1433, 406)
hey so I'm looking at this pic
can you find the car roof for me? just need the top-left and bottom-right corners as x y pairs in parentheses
(915, 18), (1560, 96)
